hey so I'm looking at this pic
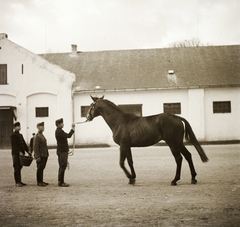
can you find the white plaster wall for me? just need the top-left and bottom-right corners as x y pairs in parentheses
(73, 89), (189, 146)
(0, 94), (16, 106)
(204, 87), (240, 141)
(27, 93), (57, 146)
(0, 36), (75, 145)
(188, 89), (205, 140)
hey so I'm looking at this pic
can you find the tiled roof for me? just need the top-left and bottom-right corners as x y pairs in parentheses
(40, 45), (240, 91)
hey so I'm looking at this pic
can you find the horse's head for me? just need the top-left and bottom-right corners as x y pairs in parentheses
(86, 95), (104, 121)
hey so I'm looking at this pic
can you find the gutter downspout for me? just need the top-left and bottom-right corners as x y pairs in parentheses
(71, 84), (75, 149)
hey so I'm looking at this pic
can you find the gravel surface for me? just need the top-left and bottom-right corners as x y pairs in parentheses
(0, 144), (239, 227)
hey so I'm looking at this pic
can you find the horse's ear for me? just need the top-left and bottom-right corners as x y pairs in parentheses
(90, 95), (98, 102)
(90, 95), (104, 102)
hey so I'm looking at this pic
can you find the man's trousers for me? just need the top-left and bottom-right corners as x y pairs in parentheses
(36, 157), (48, 183)
(57, 152), (68, 184)
(12, 155), (22, 184)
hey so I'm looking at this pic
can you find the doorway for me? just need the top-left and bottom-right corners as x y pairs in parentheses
(0, 108), (14, 149)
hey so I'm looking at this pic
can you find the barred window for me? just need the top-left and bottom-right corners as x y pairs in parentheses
(213, 101), (231, 113)
(81, 106), (90, 117)
(0, 64), (7, 84)
(118, 104), (142, 116)
(36, 107), (49, 117)
(163, 103), (181, 114)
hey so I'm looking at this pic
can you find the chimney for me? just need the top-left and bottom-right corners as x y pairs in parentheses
(167, 70), (177, 84)
(71, 44), (77, 55)
(0, 33), (8, 40)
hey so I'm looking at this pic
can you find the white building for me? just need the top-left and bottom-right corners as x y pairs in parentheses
(0, 34), (75, 148)
(1, 33), (239, 148)
(42, 45), (240, 146)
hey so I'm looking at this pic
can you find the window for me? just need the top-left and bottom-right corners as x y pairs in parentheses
(36, 107), (49, 117)
(81, 106), (90, 117)
(213, 101), (231, 113)
(164, 103), (181, 114)
(0, 64), (7, 84)
(118, 104), (142, 116)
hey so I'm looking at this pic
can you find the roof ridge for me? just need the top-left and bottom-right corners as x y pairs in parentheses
(39, 44), (240, 56)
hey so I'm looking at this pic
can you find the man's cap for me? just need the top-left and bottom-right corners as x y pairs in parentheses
(37, 122), (44, 127)
(55, 118), (63, 126)
(13, 122), (20, 127)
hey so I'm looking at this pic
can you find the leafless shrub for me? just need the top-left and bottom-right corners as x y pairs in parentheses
(169, 38), (210, 48)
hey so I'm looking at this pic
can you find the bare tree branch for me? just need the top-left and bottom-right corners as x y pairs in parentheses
(169, 38), (211, 48)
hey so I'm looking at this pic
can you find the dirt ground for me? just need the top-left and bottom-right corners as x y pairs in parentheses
(0, 144), (239, 227)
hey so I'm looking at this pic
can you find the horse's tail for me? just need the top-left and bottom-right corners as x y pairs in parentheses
(180, 117), (209, 162)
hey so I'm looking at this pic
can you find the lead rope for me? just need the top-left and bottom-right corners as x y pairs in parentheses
(67, 120), (88, 170)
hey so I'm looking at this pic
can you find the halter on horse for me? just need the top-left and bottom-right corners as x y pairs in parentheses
(87, 96), (208, 186)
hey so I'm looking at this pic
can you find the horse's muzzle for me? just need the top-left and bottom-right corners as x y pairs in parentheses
(86, 114), (93, 122)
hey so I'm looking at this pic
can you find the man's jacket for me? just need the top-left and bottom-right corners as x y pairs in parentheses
(10, 131), (29, 156)
(55, 128), (74, 152)
(34, 132), (49, 159)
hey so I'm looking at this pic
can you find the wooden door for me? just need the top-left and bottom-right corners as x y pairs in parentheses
(0, 109), (13, 149)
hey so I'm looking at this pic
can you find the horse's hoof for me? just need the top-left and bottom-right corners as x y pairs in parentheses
(129, 179), (136, 185)
(171, 181), (177, 186)
(191, 179), (197, 184)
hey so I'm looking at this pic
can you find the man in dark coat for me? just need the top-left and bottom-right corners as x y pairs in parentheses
(10, 122), (31, 187)
(55, 118), (75, 187)
(34, 122), (49, 186)
(29, 133), (35, 154)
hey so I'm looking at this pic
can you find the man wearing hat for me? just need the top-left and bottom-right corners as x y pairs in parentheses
(55, 118), (75, 187)
(10, 122), (31, 187)
(34, 122), (49, 186)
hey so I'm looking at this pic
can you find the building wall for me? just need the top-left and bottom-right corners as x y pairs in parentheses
(73, 87), (240, 146)
(204, 87), (240, 141)
(0, 35), (75, 147)
(188, 89), (205, 140)
(27, 93), (58, 145)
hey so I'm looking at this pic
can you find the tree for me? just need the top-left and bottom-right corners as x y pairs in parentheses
(169, 38), (210, 48)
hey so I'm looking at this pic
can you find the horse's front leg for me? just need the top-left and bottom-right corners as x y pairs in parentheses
(119, 145), (135, 185)
(127, 148), (136, 185)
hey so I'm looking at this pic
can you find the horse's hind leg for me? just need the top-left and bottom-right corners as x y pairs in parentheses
(170, 146), (183, 186)
(180, 145), (197, 184)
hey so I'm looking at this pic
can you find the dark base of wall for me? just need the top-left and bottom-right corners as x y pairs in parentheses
(74, 144), (111, 148)
(47, 143), (111, 149)
(65, 140), (240, 148)
(155, 140), (240, 146)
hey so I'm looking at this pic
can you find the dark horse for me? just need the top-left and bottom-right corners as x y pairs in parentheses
(87, 96), (208, 186)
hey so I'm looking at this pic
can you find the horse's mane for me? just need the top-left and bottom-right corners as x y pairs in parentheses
(102, 99), (139, 120)
(102, 99), (121, 112)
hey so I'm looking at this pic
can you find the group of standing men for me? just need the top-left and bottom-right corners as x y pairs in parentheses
(10, 118), (75, 187)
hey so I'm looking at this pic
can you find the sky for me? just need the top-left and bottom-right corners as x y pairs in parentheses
(0, 0), (239, 54)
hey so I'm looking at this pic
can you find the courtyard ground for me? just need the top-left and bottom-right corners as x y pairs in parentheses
(0, 144), (239, 227)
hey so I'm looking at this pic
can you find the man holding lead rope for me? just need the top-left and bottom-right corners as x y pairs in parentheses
(55, 118), (75, 187)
